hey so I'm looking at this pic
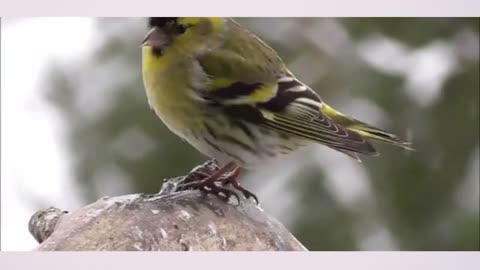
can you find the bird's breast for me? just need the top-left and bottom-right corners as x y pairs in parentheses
(142, 49), (204, 139)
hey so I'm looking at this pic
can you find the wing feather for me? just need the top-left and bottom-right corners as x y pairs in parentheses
(198, 72), (378, 156)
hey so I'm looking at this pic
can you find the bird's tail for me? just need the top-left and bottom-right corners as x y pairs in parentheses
(321, 104), (414, 157)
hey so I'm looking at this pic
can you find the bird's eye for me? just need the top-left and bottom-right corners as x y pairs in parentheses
(177, 25), (187, 34)
(176, 24), (193, 35)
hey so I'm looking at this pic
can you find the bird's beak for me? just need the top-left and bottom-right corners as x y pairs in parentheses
(141, 26), (167, 48)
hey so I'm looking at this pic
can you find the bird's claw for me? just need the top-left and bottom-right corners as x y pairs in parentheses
(176, 180), (241, 204)
(171, 159), (259, 205)
(220, 176), (259, 205)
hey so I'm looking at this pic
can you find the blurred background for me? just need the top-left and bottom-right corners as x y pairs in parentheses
(1, 17), (478, 251)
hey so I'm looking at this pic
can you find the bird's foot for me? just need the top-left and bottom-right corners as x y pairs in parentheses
(173, 160), (259, 205)
(177, 178), (240, 203)
(175, 161), (242, 203)
(220, 170), (259, 205)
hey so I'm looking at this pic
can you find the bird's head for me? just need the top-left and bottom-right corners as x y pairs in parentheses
(141, 17), (225, 57)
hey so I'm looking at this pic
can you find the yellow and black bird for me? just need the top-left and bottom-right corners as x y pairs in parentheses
(141, 17), (412, 202)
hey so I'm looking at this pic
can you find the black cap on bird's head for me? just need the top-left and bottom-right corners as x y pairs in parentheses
(148, 17), (178, 28)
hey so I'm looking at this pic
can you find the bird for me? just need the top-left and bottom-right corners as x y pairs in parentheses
(141, 17), (412, 203)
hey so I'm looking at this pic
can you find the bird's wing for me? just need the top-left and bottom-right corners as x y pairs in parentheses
(195, 53), (377, 156)
(194, 19), (378, 156)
